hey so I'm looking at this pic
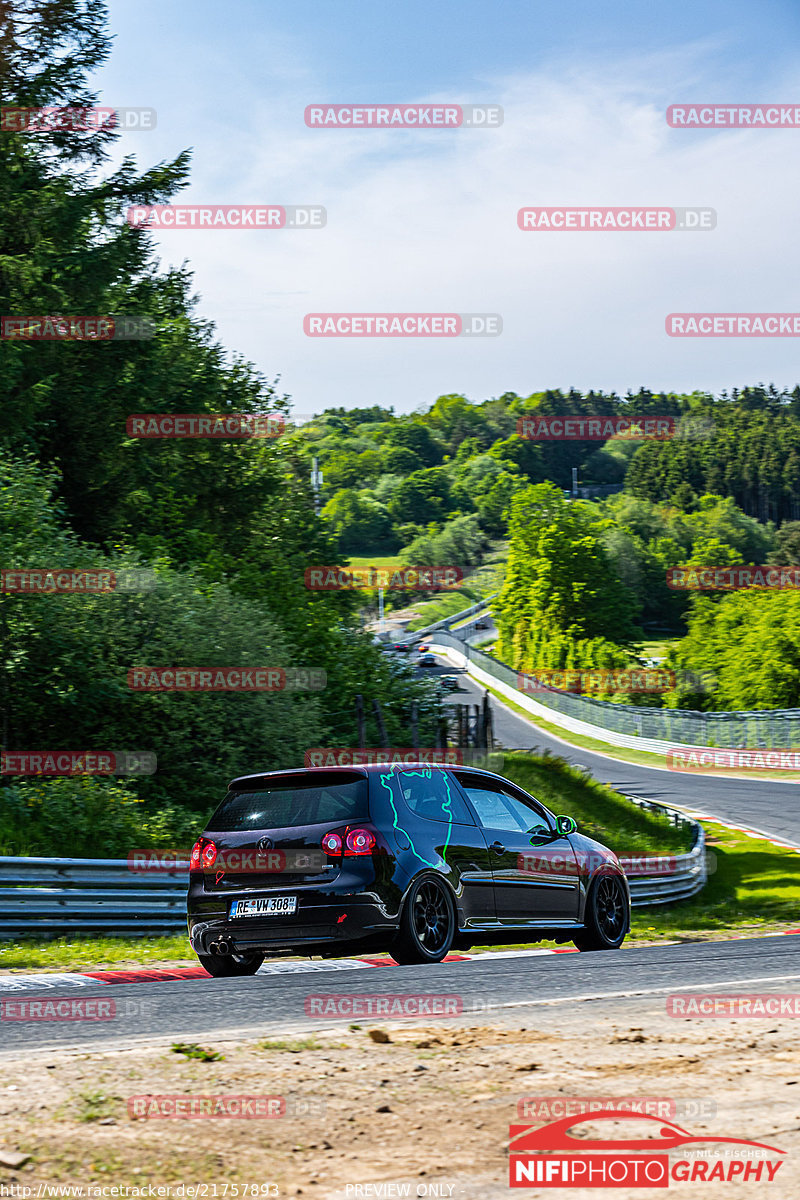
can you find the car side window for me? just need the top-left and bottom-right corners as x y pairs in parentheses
(455, 776), (550, 835)
(394, 768), (475, 826)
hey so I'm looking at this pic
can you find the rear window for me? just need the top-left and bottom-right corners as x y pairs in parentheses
(207, 772), (369, 832)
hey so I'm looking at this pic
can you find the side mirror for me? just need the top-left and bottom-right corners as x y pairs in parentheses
(556, 815), (577, 836)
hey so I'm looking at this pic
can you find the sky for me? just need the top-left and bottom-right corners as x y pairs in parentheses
(96, 0), (800, 415)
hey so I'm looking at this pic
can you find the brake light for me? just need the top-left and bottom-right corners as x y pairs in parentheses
(190, 840), (203, 870)
(201, 840), (218, 868)
(345, 828), (376, 856)
(321, 826), (380, 858)
(322, 831), (343, 857)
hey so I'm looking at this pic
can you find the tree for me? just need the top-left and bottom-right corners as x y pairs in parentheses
(495, 483), (640, 672)
(388, 469), (452, 525)
(321, 490), (395, 553)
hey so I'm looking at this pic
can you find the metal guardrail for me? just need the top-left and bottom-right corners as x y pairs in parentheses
(622, 797), (708, 907)
(0, 808), (706, 935)
(431, 627), (800, 751)
(0, 857), (188, 935)
(407, 593), (498, 640)
(371, 594), (495, 645)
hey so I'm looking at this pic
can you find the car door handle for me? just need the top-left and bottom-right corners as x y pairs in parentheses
(490, 840), (505, 854)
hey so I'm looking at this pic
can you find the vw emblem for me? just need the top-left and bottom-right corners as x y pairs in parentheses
(258, 836), (273, 851)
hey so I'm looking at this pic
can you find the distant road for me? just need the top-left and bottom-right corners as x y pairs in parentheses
(416, 654), (800, 846)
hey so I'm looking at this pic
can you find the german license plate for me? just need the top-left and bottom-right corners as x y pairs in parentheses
(229, 896), (297, 918)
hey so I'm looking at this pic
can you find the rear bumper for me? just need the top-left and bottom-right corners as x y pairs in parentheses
(187, 891), (396, 955)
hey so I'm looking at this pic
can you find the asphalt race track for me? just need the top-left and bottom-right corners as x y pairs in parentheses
(3, 936), (799, 1055)
(431, 654), (800, 846)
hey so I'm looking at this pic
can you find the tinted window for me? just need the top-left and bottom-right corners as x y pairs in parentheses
(455, 776), (550, 835)
(207, 777), (369, 831)
(394, 768), (474, 825)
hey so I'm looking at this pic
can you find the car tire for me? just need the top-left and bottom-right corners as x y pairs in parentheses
(197, 950), (265, 977)
(573, 872), (629, 951)
(389, 876), (456, 965)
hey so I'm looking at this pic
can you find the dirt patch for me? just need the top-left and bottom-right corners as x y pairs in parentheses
(0, 1005), (797, 1198)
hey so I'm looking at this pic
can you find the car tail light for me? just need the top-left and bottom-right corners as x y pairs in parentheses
(321, 825), (381, 859)
(190, 839), (204, 870)
(201, 840), (218, 868)
(322, 831), (343, 858)
(345, 828), (376, 856)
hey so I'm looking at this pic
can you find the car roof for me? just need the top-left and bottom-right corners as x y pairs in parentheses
(229, 763), (505, 788)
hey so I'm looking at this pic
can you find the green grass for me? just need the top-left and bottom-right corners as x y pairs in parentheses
(77, 1091), (119, 1123)
(498, 751), (694, 855)
(171, 1042), (224, 1061)
(346, 554), (404, 572)
(632, 636), (681, 661)
(406, 587), (483, 630)
(0, 934), (193, 971)
(258, 1037), (328, 1052)
(635, 820), (800, 935)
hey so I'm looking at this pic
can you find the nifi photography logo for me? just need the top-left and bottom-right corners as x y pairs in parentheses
(508, 1111), (785, 1187)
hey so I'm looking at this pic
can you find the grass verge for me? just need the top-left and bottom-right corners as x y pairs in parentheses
(405, 587), (482, 630)
(498, 750), (693, 855)
(0, 934), (194, 972)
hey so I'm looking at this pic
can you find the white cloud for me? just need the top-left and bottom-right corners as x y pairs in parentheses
(114, 46), (800, 411)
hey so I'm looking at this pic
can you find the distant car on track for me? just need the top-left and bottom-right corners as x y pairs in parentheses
(439, 675), (460, 691)
(187, 764), (630, 975)
(393, 642), (412, 652)
(474, 619), (490, 630)
(418, 653), (437, 666)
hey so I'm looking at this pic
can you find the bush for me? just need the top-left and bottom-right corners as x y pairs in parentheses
(0, 777), (206, 858)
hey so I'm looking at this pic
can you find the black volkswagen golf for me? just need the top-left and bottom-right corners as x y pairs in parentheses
(187, 764), (630, 976)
